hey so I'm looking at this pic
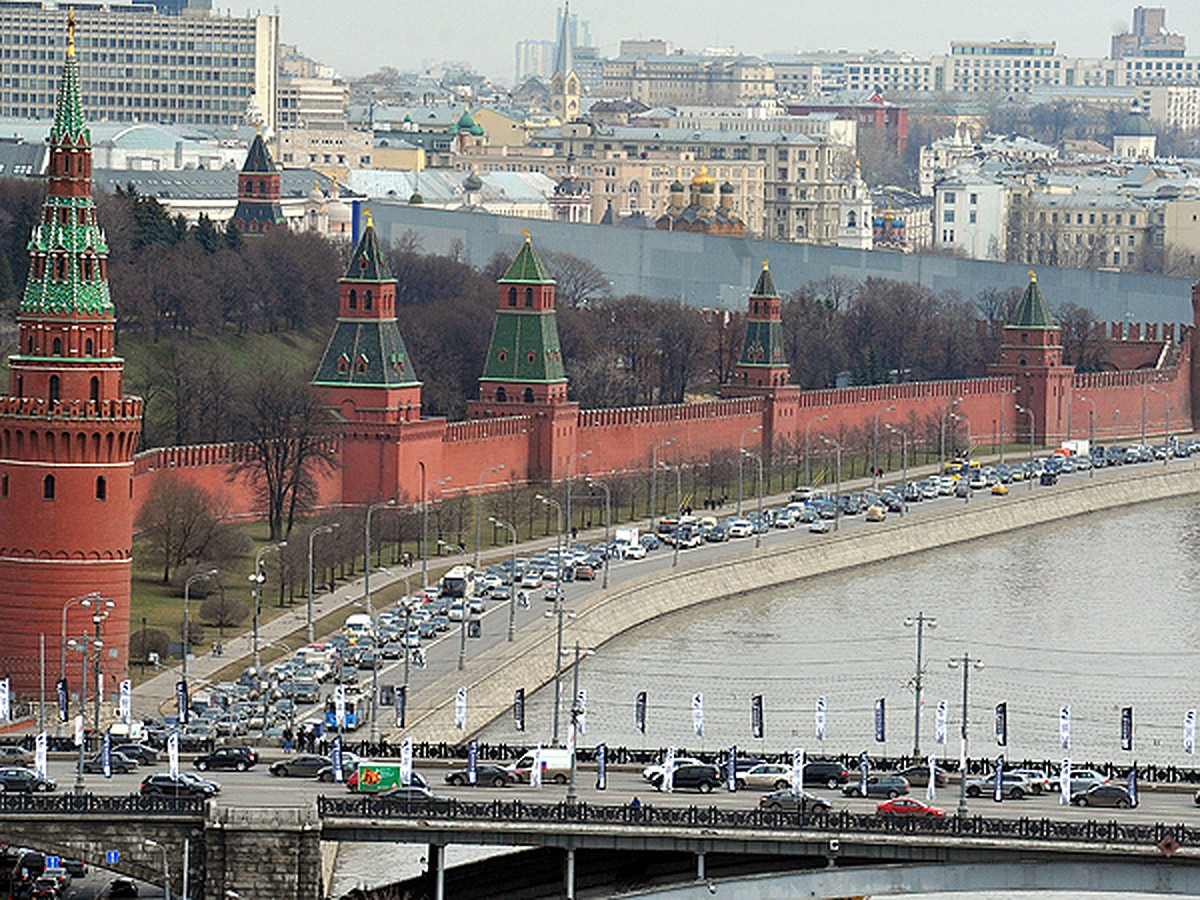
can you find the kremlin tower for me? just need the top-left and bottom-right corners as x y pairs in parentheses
(0, 17), (142, 699)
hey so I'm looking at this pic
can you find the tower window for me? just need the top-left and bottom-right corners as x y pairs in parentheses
(90, 377), (99, 404)
(349, 289), (357, 310)
(52, 338), (62, 356)
(49, 375), (60, 404)
(95, 476), (107, 501)
(524, 388), (535, 403)
(364, 290), (373, 311)
(496, 387), (507, 403)
(1, 473), (7, 498)
(508, 287), (517, 307)
(85, 338), (94, 356)
(43, 474), (55, 500)
(524, 288), (534, 308)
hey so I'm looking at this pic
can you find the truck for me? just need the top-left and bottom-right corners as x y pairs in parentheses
(614, 527), (639, 547)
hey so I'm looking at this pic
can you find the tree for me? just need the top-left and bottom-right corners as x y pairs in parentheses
(200, 590), (249, 638)
(540, 249), (614, 308)
(230, 364), (338, 541)
(136, 474), (225, 583)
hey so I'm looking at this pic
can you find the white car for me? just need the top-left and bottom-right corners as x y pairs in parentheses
(727, 519), (753, 538)
(519, 570), (543, 589)
(642, 756), (704, 782)
(809, 519), (830, 534)
(618, 542), (647, 560)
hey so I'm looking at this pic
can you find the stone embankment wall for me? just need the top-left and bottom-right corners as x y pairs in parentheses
(403, 465), (1200, 743)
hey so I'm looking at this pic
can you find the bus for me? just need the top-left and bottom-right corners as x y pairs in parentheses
(440, 565), (476, 599)
(942, 459), (981, 480)
(324, 692), (364, 732)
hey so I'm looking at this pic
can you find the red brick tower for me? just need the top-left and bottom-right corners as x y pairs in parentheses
(729, 260), (790, 391)
(988, 270), (1073, 443)
(0, 18), (142, 698)
(229, 129), (286, 235)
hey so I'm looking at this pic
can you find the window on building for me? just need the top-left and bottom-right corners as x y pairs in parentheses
(49, 375), (59, 404)
(364, 290), (372, 311)
(95, 476), (106, 501)
(348, 289), (357, 310)
(43, 474), (54, 501)
(524, 287), (534, 308)
(90, 377), (99, 404)
(969, 211), (977, 224)
(508, 287), (517, 307)
(52, 337), (61, 355)
(943, 210), (955, 223)
(85, 338), (94, 356)
(496, 387), (507, 403)
(944, 192), (956, 205)
(1, 473), (7, 498)
(523, 388), (534, 403)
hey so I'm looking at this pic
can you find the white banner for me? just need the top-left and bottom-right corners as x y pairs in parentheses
(168, 733), (180, 779)
(791, 747), (805, 795)
(1186, 709), (1197, 755)
(97, 672), (104, 704)
(118, 679), (131, 724)
(455, 686), (467, 730)
(935, 699), (948, 745)
(663, 746), (676, 793)
(815, 696), (826, 742)
(73, 714), (84, 747)
(0, 678), (9, 721)
(530, 744), (543, 789)
(334, 685), (346, 729)
(1059, 757), (1071, 806)
(926, 753), (938, 803)
(576, 688), (587, 736)
(34, 732), (47, 778)
(1060, 705), (1071, 750)
(692, 693), (704, 738)
(399, 737), (413, 787)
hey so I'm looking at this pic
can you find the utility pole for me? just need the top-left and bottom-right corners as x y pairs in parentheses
(904, 612), (937, 755)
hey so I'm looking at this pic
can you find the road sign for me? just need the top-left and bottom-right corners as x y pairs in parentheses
(106, 850), (120, 864)
(45, 856), (60, 869)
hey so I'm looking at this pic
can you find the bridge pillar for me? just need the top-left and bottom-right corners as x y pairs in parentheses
(204, 805), (322, 900)
(565, 847), (576, 900)
(697, 851), (706, 881)
(429, 843), (445, 900)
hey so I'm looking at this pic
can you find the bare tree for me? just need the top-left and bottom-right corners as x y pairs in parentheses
(200, 590), (249, 638)
(541, 249), (614, 308)
(136, 474), (224, 583)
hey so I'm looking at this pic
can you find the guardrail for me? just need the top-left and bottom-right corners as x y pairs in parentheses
(0, 793), (205, 816)
(317, 796), (1198, 848)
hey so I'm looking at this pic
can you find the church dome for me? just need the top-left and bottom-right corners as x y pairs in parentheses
(463, 171), (483, 192)
(719, 181), (734, 194)
(1115, 113), (1155, 137)
(691, 166), (715, 188)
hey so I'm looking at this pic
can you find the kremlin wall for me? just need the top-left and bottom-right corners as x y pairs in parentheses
(0, 29), (1198, 698)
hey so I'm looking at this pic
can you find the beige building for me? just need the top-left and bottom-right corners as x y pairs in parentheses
(600, 53), (775, 106)
(1142, 84), (1200, 130)
(276, 128), (372, 181)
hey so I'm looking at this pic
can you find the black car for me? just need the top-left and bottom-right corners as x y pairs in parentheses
(804, 760), (850, 789)
(140, 771), (220, 798)
(99, 878), (139, 898)
(444, 764), (513, 787)
(0, 766), (56, 793)
(270, 754), (332, 778)
(377, 785), (453, 811)
(842, 774), (909, 799)
(82, 751), (138, 774)
(1072, 784), (1135, 808)
(113, 743), (159, 765)
(650, 763), (722, 793)
(895, 764), (949, 788)
(194, 745), (258, 772)
(758, 788), (832, 812)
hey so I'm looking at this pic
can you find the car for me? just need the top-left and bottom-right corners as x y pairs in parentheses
(60, 859), (87, 878)
(377, 785), (453, 811)
(30, 875), (64, 900)
(443, 764), (513, 787)
(650, 763), (722, 793)
(895, 764), (949, 788)
(642, 756), (703, 782)
(140, 771), (220, 798)
(809, 519), (830, 534)
(0, 745), (33, 766)
(1062, 767), (1109, 794)
(113, 743), (159, 766)
(573, 564), (596, 581)
(99, 878), (139, 898)
(82, 751), (138, 774)
(1072, 784), (1135, 808)
(194, 745), (258, 772)
(865, 504), (886, 522)
(842, 774), (909, 799)
(0, 766), (56, 793)
(727, 519), (753, 539)
(758, 788), (831, 812)
(965, 772), (1034, 799)
(1007, 768), (1051, 794)
(804, 760), (850, 789)
(735, 763), (794, 791)
(269, 754), (332, 778)
(876, 797), (945, 818)
(619, 542), (648, 559)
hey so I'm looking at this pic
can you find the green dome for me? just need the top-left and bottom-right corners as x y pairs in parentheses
(1115, 113), (1155, 137)
(457, 110), (478, 129)
(719, 181), (735, 194)
(463, 171), (483, 192)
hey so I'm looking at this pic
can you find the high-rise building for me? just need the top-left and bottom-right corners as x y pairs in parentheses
(1112, 7), (1186, 59)
(0, 4), (279, 132)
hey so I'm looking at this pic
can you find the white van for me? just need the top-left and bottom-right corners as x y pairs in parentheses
(506, 747), (571, 784)
(343, 613), (372, 637)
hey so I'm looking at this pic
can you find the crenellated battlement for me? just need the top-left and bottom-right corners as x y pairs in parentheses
(0, 394), (142, 421)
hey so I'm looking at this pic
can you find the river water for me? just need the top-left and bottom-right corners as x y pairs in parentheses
(333, 495), (1200, 898)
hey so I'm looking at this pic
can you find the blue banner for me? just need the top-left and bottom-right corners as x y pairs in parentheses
(467, 740), (478, 785)
(751, 695), (764, 740)
(874, 698), (886, 743)
(395, 685), (406, 729)
(596, 743), (607, 790)
(993, 754), (1004, 802)
(726, 746), (737, 793)
(101, 731), (112, 780)
(56, 678), (68, 724)
(995, 703), (1007, 747)
(859, 751), (869, 796)
(1128, 761), (1138, 807)
(1121, 706), (1133, 752)
(331, 735), (343, 784)
(514, 688), (525, 732)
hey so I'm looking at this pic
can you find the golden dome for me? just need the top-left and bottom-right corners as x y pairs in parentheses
(691, 165), (715, 187)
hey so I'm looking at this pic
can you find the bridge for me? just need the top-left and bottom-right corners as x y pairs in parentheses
(3, 795), (1198, 900)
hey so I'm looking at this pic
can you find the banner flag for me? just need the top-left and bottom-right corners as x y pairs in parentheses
(858, 751), (869, 797)
(995, 702), (1008, 747)
(0, 678), (10, 721)
(1060, 705), (1071, 750)
(596, 743), (607, 791)
(331, 736), (343, 783)
(1186, 709), (1197, 755)
(576, 688), (587, 735)
(56, 679), (68, 724)
(167, 733), (180, 779)
(395, 686), (406, 729)
(926, 753), (937, 803)
(725, 746), (737, 793)
(993, 754), (1004, 803)
(73, 715), (83, 748)
(792, 747), (806, 795)
(935, 699), (948, 745)
(467, 740), (478, 785)
(874, 698), (886, 743)
(1121, 706), (1133, 752)
(692, 692), (704, 738)
(663, 746), (676, 793)
(455, 686), (467, 730)
(334, 685), (346, 730)
(34, 732), (47, 778)
(119, 680), (131, 724)
(635, 691), (647, 734)
(751, 695), (764, 740)
(1059, 757), (1070, 805)
(399, 737), (413, 786)
(514, 688), (526, 732)
(1128, 761), (1138, 807)
(176, 680), (188, 725)
(815, 696), (827, 742)
(531, 744), (543, 789)
(101, 731), (112, 780)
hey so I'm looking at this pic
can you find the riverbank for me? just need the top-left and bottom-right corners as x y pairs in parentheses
(404, 462), (1200, 743)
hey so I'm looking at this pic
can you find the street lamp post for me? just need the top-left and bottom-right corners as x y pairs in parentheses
(737, 425), (762, 515)
(474, 465), (505, 569)
(251, 542), (287, 669)
(584, 477), (611, 589)
(904, 612), (937, 755)
(940, 397), (963, 463)
(1149, 385), (1170, 462)
(364, 500), (396, 619)
(1077, 396), (1097, 478)
(536, 494), (566, 740)
(67, 633), (97, 795)
(489, 517), (519, 641)
(60, 592), (103, 687)
(1141, 382), (1148, 447)
(659, 460), (683, 565)
(182, 570), (218, 683)
(564, 641), (594, 806)
(307, 523), (338, 644)
(819, 436), (842, 532)
(742, 449), (764, 549)
(804, 414), (829, 488)
(886, 425), (908, 515)
(565, 451), (592, 547)
(948, 652), (984, 817)
(420, 472), (452, 589)
(649, 438), (675, 530)
(1015, 405), (1035, 490)
(872, 405), (896, 488)
(145, 838), (170, 900)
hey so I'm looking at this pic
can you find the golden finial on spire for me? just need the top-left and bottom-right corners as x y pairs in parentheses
(762, 258), (769, 270)
(365, 208), (374, 229)
(1028, 269), (1038, 283)
(67, 8), (76, 56)
(522, 229), (531, 243)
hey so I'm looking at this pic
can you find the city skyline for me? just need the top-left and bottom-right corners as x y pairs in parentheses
(257, 0), (1200, 81)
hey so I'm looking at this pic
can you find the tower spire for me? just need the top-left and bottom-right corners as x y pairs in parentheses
(554, 2), (574, 78)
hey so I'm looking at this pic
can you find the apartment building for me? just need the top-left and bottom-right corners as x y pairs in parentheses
(600, 53), (775, 105)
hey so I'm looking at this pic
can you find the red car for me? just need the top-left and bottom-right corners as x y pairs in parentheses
(876, 797), (945, 818)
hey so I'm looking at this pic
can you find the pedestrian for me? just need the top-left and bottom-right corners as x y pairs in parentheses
(629, 796), (641, 808)
(282, 726), (294, 754)
(296, 724), (307, 753)
(571, 526), (578, 542)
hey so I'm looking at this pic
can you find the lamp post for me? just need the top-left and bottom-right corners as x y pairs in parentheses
(565, 450), (592, 546)
(307, 523), (338, 644)
(1077, 395), (1096, 478)
(474, 465), (505, 569)
(251, 542), (287, 669)
(737, 425), (762, 515)
(536, 493), (566, 739)
(819, 436), (842, 532)
(364, 500), (396, 619)
(584, 477), (611, 588)
(659, 460), (683, 564)
(804, 414), (829, 488)
(872, 405), (896, 487)
(940, 396), (963, 463)
(1149, 385), (1170, 462)
(947, 652), (984, 817)
(904, 612), (936, 755)
(421, 471), (451, 589)
(1015, 404), (1035, 490)
(490, 517), (519, 641)
(886, 424), (908, 515)
(182, 570), (218, 684)
(649, 438), (675, 530)
(564, 641), (595, 806)
(60, 592), (103, 687)
(90, 605), (113, 736)
(67, 633), (99, 795)
(742, 449), (764, 549)
(1141, 382), (1148, 447)
(145, 838), (170, 900)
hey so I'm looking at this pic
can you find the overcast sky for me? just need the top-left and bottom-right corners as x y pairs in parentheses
(242, 1), (1200, 83)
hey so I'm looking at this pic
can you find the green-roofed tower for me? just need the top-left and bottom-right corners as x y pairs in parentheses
(230, 130), (286, 235)
(731, 259), (790, 391)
